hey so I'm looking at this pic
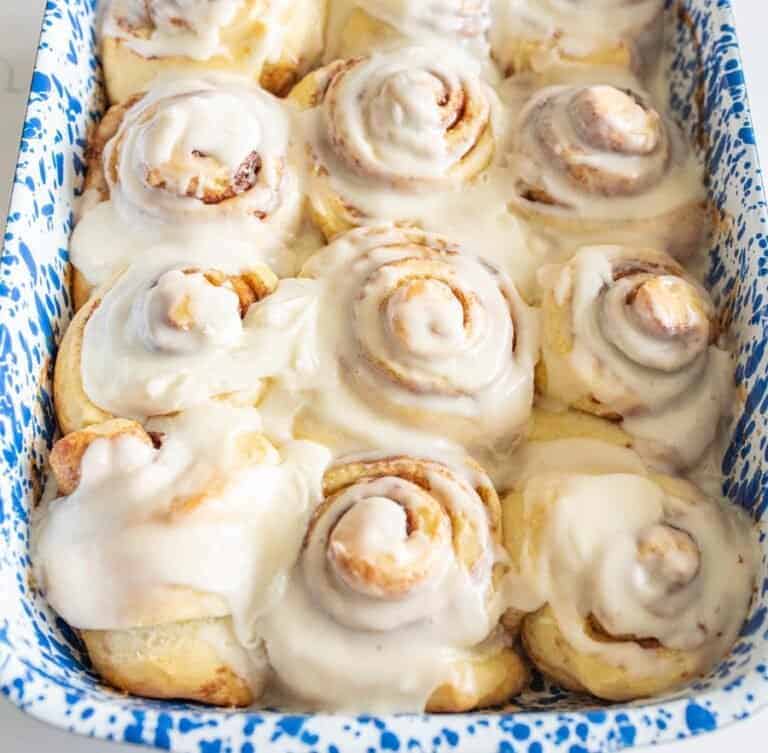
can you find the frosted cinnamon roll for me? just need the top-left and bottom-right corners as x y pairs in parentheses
(326, 0), (491, 60)
(54, 256), (283, 434)
(491, 0), (664, 76)
(508, 80), (707, 258)
(260, 453), (529, 712)
(537, 245), (733, 469)
(297, 226), (539, 457)
(101, 0), (327, 103)
(33, 404), (331, 706)
(289, 47), (495, 239)
(71, 76), (301, 309)
(503, 469), (757, 701)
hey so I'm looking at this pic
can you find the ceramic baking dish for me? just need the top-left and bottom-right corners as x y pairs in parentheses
(1, 1), (767, 751)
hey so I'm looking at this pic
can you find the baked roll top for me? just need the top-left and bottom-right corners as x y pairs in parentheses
(33, 404), (331, 705)
(298, 225), (539, 455)
(537, 244), (732, 468)
(508, 78), (706, 258)
(261, 453), (528, 712)
(290, 47), (495, 238)
(504, 468), (757, 700)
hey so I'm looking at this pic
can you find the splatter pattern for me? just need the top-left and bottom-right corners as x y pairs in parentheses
(1, 0), (768, 751)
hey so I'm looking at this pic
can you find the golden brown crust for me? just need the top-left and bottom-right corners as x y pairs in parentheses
(49, 419), (151, 494)
(54, 293), (114, 437)
(322, 455), (502, 545)
(308, 454), (528, 710)
(82, 618), (258, 707)
(521, 606), (699, 701)
(427, 647), (530, 712)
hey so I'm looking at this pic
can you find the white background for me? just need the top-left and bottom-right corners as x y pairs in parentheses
(0, 1), (766, 751)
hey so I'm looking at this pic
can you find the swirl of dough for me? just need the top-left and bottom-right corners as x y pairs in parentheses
(323, 49), (491, 186)
(503, 469), (757, 701)
(509, 80), (706, 258)
(289, 47), (494, 238)
(102, 77), (300, 227)
(525, 84), (669, 197)
(53, 255), (306, 432)
(260, 453), (529, 712)
(300, 225), (538, 451)
(537, 244), (732, 468)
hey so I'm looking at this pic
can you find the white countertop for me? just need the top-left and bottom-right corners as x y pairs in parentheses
(1, 2), (766, 751)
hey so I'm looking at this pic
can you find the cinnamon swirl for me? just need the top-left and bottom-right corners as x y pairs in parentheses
(508, 76), (707, 259)
(54, 256), (282, 434)
(289, 47), (495, 239)
(34, 404), (331, 705)
(71, 76), (302, 308)
(259, 453), (529, 711)
(503, 468), (757, 700)
(101, 0), (327, 103)
(536, 245), (733, 469)
(295, 225), (539, 460)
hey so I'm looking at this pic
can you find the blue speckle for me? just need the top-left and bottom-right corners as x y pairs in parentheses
(276, 716), (306, 737)
(686, 704), (717, 734)
(31, 72), (51, 94)
(619, 725), (636, 746)
(381, 731), (400, 750)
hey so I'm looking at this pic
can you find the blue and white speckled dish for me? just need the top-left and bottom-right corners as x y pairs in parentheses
(2, 1), (768, 751)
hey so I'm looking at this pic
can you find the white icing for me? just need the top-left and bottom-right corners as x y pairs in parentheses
(296, 226), (539, 469)
(102, 0), (295, 67)
(71, 75), (303, 290)
(539, 245), (733, 468)
(325, 0), (491, 59)
(514, 470), (757, 675)
(490, 0), (664, 72)
(506, 76), (705, 227)
(33, 403), (331, 642)
(312, 47), (495, 185)
(79, 250), (313, 419)
(40, 4), (753, 713)
(106, 76), (297, 223)
(259, 455), (505, 711)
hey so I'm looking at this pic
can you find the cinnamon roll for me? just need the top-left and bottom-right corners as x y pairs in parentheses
(326, 0), (491, 60)
(296, 225), (539, 458)
(54, 257), (282, 434)
(34, 404), (331, 705)
(260, 453), (529, 711)
(508, 79), (707, 258)
(71, 76), (301, 308)
(537, 245), (733, 469)
(289, 47), (495, 240)
(491, 0), (664, 76)
(503, 469), (757, 701)
(101, 0), (327, 103)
